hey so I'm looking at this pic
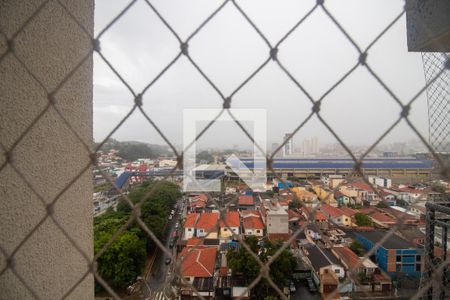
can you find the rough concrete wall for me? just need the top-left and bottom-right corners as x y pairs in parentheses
(0, 1), (94, 299)
(406, 0), (450, 52)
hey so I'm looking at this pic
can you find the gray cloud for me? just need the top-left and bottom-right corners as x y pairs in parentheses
(93, 0), (429, 152)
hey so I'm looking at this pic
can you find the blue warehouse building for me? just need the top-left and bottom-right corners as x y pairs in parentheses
(355, 230), (423, 278)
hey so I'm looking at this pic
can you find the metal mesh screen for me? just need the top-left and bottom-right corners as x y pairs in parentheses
(1, 1), (450, 300)
(422, 52), (450, 153)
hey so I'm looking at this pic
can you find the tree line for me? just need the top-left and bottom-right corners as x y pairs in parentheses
(94, 180), (181, 291)
(95, 138), (170, 161)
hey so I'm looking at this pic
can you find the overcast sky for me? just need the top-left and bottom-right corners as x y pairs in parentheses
(93, 0), (430, 152)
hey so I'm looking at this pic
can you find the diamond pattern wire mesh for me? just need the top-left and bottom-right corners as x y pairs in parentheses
(1, 0), (450, 300)
(422, 52), (450, 153)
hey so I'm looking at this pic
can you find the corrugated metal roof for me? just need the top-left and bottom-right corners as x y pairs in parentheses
(238, 158), (433, 169)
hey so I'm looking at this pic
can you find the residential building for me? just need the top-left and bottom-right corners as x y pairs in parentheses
(292, 188), (318, 207)
(355, 230), (423, 278)
(410, 204), (426, 220)
(379, 190), (397, 206)
(369, 212), (397, 228)
(196, 212), (219, 239)
(335, 191), (351, 206)
(303, 243), (345, 294)
(396, 227), (425, 246)
(312, 185), (338, 206)
(260, 200), (289, 235)
(219, 211), (240, 238)
(179, 246), (217, 298)
(368, 176), (392, 188)
(306, 224), (322, 241)
(184, 213), (199, 240)
(238, 195), (254, 210)
(241, 210), (264, 237)
(319, 204), (352, 227)
(331, 246), (391, 292)
(350, 182), (380, 205)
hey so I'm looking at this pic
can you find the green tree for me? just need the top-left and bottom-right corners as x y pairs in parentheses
(350, 240), (365, 256)
(376, 201), (388, 208)
(227, 237), (296, 290)
(264, 240), (296, 284)
(288, 199), (301, 209)
(227, 237), (260, 282)
(354, 213), (372, 226)
(94, 180), (181, 290)
(95, 230), (146, 287)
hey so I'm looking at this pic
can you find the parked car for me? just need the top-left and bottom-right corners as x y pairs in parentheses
(289, 281), (296, 293)
(306, 278), (317, 293)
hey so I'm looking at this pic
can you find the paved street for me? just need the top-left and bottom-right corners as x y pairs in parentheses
(145, 197), (183, 298)
(291, 283), (321, 300)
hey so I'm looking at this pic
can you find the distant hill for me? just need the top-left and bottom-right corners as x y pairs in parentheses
(95, 138), (170, 161)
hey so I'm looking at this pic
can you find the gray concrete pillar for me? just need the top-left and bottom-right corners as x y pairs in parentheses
(0, 1), (94, 299)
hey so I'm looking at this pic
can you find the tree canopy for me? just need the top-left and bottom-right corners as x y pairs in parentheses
(354, 213), (372, 227)
(226, 237), (296, 294)
(94, 180), (180, 290)
(95, 138), (169, 161)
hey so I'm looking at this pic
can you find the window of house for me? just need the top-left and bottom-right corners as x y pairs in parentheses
(324, 269), (329, 273)
(337, 219), (341, 222)
(396, 255), (401, 262)
(335, 269), (340, 273)
(224, 228), (228, 231)
(416, 264), (421, 271)
(345, 218), (348, 222)
(256, 230), (260, 233)
(188, 228), (192, 231)
(416, 255), (421, 261)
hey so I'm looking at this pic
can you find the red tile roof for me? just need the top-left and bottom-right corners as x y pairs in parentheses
(186, 237), (203, 246)
(219, 211), (240, 228)
(191, 199), (206, 209)
(196, 212), (219, 231)
(239, 195), (254, 206)
(180, 246), (217, 277)
(288, 209), (303, 220)
(313, 210), (328, 222)
(242, 211), (264, 230)
(138, 164), (147, 172)
(193, 194), (208, 202)
(358, 207), (377, 215)
(339, 206), (357, 217)
(351, 182), (374, 192)
(370, 212), (396, 224)
(379, 207), (418, 223)
(219, 267), (229, 276)
(332, 246), (361, 269)
(320, 204), (345, 218)
(301, 207), (328, 221)
(184, 213), (199, 228)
